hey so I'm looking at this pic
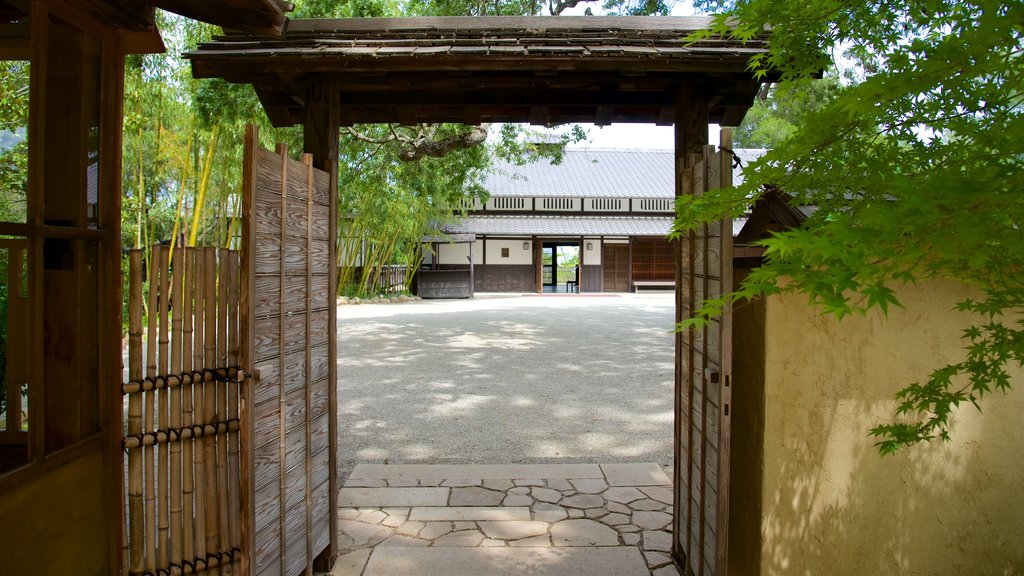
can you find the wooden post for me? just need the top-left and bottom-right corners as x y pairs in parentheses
(145, 244), (161, 574)
(216, 247), (232, 575)
(672, 82), (708, 566)
(239, 125), (259, 576)
(303, 80), (340, 571)
(276, 142), (290, 576)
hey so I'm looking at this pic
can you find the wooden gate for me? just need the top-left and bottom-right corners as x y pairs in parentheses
(239, 126), (337, 576)
(673, 143), (734, 576)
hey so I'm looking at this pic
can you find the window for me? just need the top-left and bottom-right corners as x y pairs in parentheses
(501, 247), (509, 258)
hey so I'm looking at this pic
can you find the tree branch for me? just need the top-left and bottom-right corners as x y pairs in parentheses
(398, 125), (489, 162)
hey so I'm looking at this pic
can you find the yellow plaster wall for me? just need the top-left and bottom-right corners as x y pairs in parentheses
(757, 279), (1024, 575)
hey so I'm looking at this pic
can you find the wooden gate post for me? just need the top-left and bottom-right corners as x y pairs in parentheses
(303, 82), (340, 572)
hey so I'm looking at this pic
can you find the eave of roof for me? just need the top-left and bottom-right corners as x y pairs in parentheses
(445, 213), (748, 237)
(185, 16), (773, 127)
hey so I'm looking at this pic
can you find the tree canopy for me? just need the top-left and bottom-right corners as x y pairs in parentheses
(679, 0), (1023, 452)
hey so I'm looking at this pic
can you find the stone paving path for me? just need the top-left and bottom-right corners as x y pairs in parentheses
(329, 463), (682, 576)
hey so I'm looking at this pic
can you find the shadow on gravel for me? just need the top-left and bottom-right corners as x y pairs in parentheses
(339, 297), (676, 481)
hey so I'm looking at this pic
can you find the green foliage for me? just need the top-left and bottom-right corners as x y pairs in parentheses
(680, 0), (1024, 452)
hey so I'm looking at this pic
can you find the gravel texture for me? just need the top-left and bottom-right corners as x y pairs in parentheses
(338, 293), (676, 483)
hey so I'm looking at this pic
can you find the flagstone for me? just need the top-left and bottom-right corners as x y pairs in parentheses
(509, 486), (531, 496)
(642, 530), (672, 552)
(328, 548), (371, 576)
(339, 508), (360, 520)
(450, 487), (505, 506)
(378, 535), (430, 547)
(419, 522), (454, 540)
(561, 494), (604, 509)
(632, 511), (671, 531)
(480, 538), (506, 547)
(640, 487), (673, 505)
(338, 520), (392, 548)
(509, 534), (552, 547)
(621, 533), (641, 546)
(482, 479), (514, 491)
(362, 547), (649, 576)
(344, 478), (386, 488)
(551, 519), (620, 546)
(410, 507), (530, 521)
(585, 508), (608, 519)
(479, 521), (550, 540)
(442, 479), (482, 487)
(600, 463), (671, 487)
(600, 513), (630, 526)
(433, 529), (486, 547)
(643, 551), (673, 569)
(607, 501), (632, 514)
(357, 510), (388, 525)
(603, 487), (646, 504)
(546, 479), (573, 491)
(514, 478), (545, 487)
(396, 521), (425, 536)
(531, 487), (562, 503)
(340, 487), (448, 507)
(568, 509), (585, 518)
(628, 499), (666, 511)
(503, 494), (533, 506)
(454, 521), (477, 531)
(570, 478), (608, 494)
(651, 566), (682, 576)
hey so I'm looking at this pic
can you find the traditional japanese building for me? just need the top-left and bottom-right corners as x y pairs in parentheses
(423, 147), (764, 293)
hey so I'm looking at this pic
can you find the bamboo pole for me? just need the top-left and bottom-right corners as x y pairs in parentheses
(181, 248), (196, 567)
(191, 248), (207, 561)
(145, 245), (160, 574)
(158, 245), (171, 570)
(203, 247), (222, 574)
(215, 248), (232, 576)
(170, 246), (184, 574)
(226, 250), (241, 559)
(128, 250), (145, 574)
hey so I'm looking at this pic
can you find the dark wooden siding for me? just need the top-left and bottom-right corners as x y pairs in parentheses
(633, 237), (675, 281)
(602, 243), (629, 292)
(581, 265), (602, 292)
(441, 264), (536, 292)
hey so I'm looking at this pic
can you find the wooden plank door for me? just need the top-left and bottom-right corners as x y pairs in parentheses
(673, 144), (734, 576)
(239, 126), (336, 576)
(602, 243), (628, 292)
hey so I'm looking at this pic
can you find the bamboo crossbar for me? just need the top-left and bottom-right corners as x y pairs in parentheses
(123, 420), (242, 449)
(121, 368), (244, 395)
(123, 246), (243, 576)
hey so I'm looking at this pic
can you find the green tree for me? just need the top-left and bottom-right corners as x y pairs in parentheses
(679, 0), (1023, 452)
(732, 73), (842, 149)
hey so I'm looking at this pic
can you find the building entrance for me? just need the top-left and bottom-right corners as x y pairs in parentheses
(541, 242), (581, 292)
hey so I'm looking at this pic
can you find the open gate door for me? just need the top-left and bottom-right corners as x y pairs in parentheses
(673, 142), (734, 576)
(239, 126), (337, 576)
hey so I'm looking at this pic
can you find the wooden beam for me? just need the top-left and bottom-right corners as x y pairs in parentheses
(302, 80), (340, 573)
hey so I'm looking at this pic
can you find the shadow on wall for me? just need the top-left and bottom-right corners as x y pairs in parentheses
(752, 280), (1024, 576)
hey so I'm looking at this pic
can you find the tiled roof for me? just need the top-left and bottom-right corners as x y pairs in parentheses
(483, 147), (767, 199)
(444, 215), (674, 236)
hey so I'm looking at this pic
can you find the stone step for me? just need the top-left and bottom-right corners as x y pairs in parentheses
(361, 546), (651, 576)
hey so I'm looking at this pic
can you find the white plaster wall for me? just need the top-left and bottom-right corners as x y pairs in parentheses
(436, 241), (483, 265)
(485, 239), (533, 265)
(582, 238), (602, 266)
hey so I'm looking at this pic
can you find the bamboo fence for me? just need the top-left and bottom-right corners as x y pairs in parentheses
(123, 245), (242, 576)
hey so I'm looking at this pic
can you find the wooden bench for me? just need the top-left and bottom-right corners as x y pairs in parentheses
(633, 280), (675, 291)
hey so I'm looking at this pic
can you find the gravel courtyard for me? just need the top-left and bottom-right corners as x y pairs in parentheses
(338, 293), (676, 481)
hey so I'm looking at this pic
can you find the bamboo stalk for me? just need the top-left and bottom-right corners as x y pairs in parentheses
(216, 248), (232, 576)
(203, 247), (222, 574)
(191, 248), (207, 561)
(158, 246), (171, 570)
(170, 247), (184, 574)
(181, 247), (196, 566)
(226, 250), (241, 554)
(144, 244), (160, 574)
(128, 250), (145, 575)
